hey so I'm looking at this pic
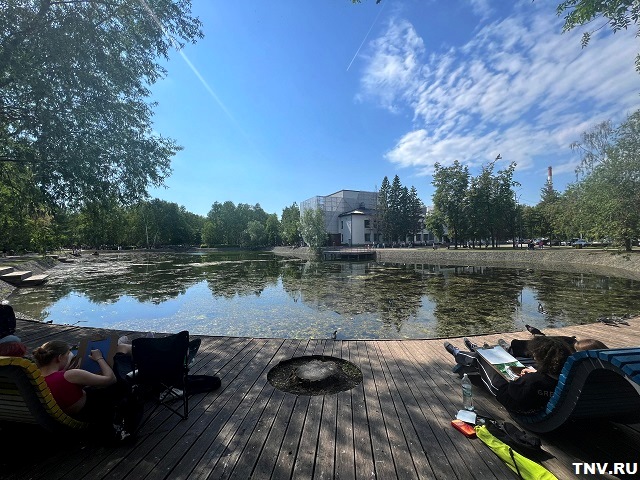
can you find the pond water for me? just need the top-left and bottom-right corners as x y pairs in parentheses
(8, 251), (640, 339)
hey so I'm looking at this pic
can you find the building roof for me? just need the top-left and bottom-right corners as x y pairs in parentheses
(338, 208), (376, 217)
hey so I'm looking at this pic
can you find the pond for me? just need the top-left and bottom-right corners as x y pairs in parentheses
(8, 251), (640, 339)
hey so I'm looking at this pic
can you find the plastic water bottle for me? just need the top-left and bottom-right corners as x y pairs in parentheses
(461, 373), (474, 411)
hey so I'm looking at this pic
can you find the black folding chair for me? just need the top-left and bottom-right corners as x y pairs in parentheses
(131, 330), (190, 427)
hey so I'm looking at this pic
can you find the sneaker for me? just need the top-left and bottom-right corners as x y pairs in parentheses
(463, 337), (478, 351)
(498, 339), (510, 351)
(444, 341), (459, 356)
(159, 388), (184, 402)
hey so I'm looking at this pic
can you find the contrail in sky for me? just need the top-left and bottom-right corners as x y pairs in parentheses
(347, 1), (386, 72)
(137, 0), (252, 143)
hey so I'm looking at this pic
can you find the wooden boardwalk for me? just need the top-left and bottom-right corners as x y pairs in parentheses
(3, 317), (640, 480)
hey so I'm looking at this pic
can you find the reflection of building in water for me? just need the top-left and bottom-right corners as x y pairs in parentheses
(301, 189), (439, 246)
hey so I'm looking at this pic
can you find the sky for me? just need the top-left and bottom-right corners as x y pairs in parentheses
(147, 0), (640, 218)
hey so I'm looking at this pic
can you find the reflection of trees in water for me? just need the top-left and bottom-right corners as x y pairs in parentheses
(11, 252), (640, 334)
(419, 265), (521, 337)
(518, 270), (639, 326)
(17, 253), (284, 315)
(281, 261), (426, 332)
(204, 257), (281, 298)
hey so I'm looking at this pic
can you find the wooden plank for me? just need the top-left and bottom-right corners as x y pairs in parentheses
(208, 339), (305, 479)
(269, 341), (317, 479)
(313, 340), (340, 480)
(247, 341), (311, 480)
(365, 341), (419, 479)
(291, 340), (331, 480)
(351, 340), (396, 479)
(4, 318), (640, 480)
(377, 340), (462, 478)
(345, 340), (376, 480)
(144, 338), (280, 480)
(333, 341), (356, 480)
(224, 339), (306, 479)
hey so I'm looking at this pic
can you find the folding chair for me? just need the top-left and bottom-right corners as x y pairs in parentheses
(130, 330), (190, 427)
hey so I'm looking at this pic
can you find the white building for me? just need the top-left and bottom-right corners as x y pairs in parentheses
(301, 190), (378, 246)
(301, 189), (440, 247)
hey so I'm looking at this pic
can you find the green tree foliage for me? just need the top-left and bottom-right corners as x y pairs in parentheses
(203, 201), (275, 247)
(300, 207), (327, 253)
(535, 179), (562, 242)
(432, 161), (469, 247)
(376, 176), (392, 242)
(280, 203), (301, 246)
(556, 0), (640, 72)
(0, 164), (46, 252)
(244, 220), (266, 248)
(376, 175), (423, 243)
(431, 160), (518, 247)
(0, 0), (203, 207)
(559, 111), (640, 250)
(265, 213), (281, 246)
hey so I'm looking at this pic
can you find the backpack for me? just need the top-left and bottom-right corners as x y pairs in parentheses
(0, 303), (16, 338)
(486, 420), (542, 455)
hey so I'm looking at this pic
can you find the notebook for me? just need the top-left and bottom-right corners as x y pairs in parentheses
(476, 346), (525, 381)
(69, 335), (119, 373)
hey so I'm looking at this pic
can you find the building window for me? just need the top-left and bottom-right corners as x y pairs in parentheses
(365, 233), (371, 242)
(364, 219), (371, 228)
(341, 221), (343, 229)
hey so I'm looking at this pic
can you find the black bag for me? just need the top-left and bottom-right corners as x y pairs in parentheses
(0, 303), (16, 338)
(486, 421), (541, 454)
(186, 375), (221, 394)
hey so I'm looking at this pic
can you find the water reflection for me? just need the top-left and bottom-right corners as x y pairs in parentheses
(8, 252), (640, 339)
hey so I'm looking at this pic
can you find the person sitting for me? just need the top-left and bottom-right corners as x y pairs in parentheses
(445, 336), (593, 414)
(32, 339), (138, 441)
(0, 302), (27, 357)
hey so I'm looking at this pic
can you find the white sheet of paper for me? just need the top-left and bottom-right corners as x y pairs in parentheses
(477, 346), (518, 365)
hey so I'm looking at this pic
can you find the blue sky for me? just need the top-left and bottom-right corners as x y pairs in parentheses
(147, 0), (640, 218)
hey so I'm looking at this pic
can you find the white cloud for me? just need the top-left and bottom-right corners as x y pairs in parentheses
(358, 3), (640, 180)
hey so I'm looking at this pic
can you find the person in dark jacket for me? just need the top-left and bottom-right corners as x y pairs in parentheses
(445, 336), (593, 413)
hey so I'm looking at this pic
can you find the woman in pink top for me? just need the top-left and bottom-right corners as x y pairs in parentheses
(32, 339), (136, 441)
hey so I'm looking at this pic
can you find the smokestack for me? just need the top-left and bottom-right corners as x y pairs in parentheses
(547, 166), (553, 186)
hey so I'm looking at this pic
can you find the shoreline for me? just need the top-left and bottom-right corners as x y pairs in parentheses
(271, 246), (640, 280)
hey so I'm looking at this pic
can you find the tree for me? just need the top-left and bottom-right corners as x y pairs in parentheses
(432, 161), (469, 247)
(300, 207), (327, 253)
(556, 1), (640, 72)
(244, 220), (266, 248)
(280, 203), (301, 246)
(537, 178), (561, 242)
(265, 213), (281, 246)
(0, 1), (203, 207)
(376, 176), (392, 243)
(559, 111), (640, 250)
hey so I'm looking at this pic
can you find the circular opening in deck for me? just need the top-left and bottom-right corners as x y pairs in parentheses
(267, 355), (363, 396)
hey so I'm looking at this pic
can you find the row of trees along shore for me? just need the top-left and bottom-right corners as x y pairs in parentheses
(1, 1), (639, 253)
(427, 111), (640, 251)
(2, 107), (639, 253)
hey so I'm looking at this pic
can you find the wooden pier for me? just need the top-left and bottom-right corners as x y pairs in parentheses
(322, 248), (376, 261)
(2, 317), (640, 480)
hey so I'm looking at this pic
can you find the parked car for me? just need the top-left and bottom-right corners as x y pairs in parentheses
(572, 239), (590, 248)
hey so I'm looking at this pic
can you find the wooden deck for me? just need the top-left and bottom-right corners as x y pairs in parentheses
(3, 318), (640, 480)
